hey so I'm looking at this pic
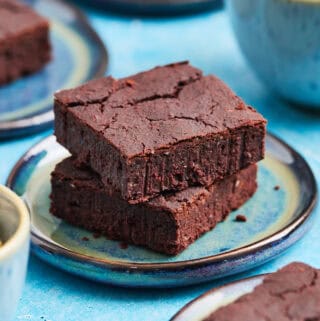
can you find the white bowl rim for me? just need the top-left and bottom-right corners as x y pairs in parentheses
(0, 185), (30, 261)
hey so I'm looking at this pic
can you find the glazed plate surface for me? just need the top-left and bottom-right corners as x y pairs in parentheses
(0, 0), (108, 138)
(171, 275), (265, 321)
(78, 0), (223, 15)
(6, 134), (316, 287)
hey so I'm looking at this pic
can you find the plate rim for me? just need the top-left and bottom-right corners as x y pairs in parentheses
(79, 0), (223, 15)
(0, 0), (108, 137)
(170, 273), (267, 321)
(6, 133), (317, 272)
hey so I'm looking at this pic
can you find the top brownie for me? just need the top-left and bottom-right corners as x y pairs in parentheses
(54, 61), (266, 203)
(204, 262), (320, 321)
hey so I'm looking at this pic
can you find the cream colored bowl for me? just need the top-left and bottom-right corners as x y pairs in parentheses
(0, 185), (30, 321)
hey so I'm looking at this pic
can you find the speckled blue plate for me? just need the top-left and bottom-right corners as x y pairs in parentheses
(0, 0), (108, 139)
(6, 134), (317, 288)
(77, 0), (223, 16)
(171, 274), (265, 320)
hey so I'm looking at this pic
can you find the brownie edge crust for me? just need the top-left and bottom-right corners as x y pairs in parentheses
(50, 158), (258, 255)
(54, 61), (266, 203)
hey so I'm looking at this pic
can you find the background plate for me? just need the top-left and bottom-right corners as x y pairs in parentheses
(0, 0), (108, 139)
(6, 134), (317, 287)
(171, 275), (265, 321)
(76, 0), (223, 16)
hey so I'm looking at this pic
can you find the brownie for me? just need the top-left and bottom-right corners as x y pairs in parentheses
(0, 0), (51, 85)
(204, 262), (320, 321)
(50, 158), (257, 255)
(54, 62), (266, 203)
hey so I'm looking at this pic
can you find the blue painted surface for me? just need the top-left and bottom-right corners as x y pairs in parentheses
(0, 5), (319, 321)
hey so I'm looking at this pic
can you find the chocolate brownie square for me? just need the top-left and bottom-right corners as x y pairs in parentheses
(54, 62), (266, 203)
(0, 0), (51, 85)
(204, 262), (320, 321)
(50, 158), (257, 255)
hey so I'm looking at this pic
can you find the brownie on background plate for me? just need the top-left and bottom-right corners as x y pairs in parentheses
(54, 61), (266, 203)
(0, 0), (51, 85)
(204, 262), (320, 321)
(50, 158), (257, 255)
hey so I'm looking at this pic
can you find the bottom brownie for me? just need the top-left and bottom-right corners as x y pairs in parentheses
(204, 262), (320, 321)
(50, 158), (257, 255)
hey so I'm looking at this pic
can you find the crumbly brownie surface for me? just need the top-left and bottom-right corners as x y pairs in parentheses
(54, 62), (266, 203)
(204, 262), (320, 321)
(50, 158), (257, 255)
(0, 0), (51, 84)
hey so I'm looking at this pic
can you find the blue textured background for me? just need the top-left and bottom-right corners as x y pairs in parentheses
(0, 5), (319, 321)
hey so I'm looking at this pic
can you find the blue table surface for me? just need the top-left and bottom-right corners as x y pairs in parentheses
(0, 5), (320, 321)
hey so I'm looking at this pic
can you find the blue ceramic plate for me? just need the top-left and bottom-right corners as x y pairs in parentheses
(0, 0), (108, 138)
(171, 274), (265, 320)
(78, 0), (223, 15)
(6, 134), (317, 288)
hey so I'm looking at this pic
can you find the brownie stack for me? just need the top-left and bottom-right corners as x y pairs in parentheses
(51, 62), (266, 255)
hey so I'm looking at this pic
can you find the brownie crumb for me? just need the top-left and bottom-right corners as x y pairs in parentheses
(125, 79), (135, 87)
(93, 232), (101, 239)
(235, 102), (246, 110)
(235, 214), (247, 222)
(119, 242), (128, 249)
(82, 236), (90, 241)
(274, 185), (280, 191)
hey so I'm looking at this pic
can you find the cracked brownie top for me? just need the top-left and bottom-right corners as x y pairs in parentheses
(55, 61), (266, 158)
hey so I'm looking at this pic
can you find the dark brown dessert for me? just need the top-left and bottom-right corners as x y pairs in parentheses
(235, 214), (247, 222)
(50, 158), (257, 255)
(54, 61), (266, 203)
(0, 0), (51, 85)
(204, 262), (320, 321)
